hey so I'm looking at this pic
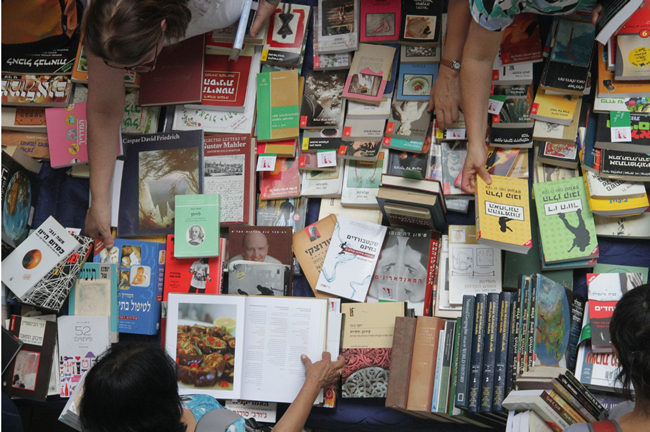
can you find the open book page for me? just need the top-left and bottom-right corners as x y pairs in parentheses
(241, 297), (328, 403)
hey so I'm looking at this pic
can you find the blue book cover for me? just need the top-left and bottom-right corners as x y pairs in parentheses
(396, 63), (438, 101)
(383, 43), (400, 96)
(468, 293), (487, 413)
(551, 20), (595, 67)
(493, 291), (513, 413)
(479, 293), (499, 413)
(93, 239), (166, 335)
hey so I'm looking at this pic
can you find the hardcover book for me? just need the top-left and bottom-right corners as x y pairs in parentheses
(385, 316), (417, 409)
(93, 238), (166, 335)
(256, 197), (308, 233)
(317, 0), (359, 54)
(386, 100), (431, 140)
(263, 3), (311, 66)
(227, 225), (293, 269)
(343, 43), (396, 105)
(257, 70), (301, 141)
(399, 0), (443, 46)
(1, 74), (73, 107)
(293, 214), (338, 296)
(259, 158), (301, 200)
(533, 177), (599, 264)
(299, 70), (347, 129)
(360, 0), (401, 43)
(174, 194), (220, 258)
(118, 130), (204, 237)
(315, 215), (387, 301)
(396, 63), (439, 102)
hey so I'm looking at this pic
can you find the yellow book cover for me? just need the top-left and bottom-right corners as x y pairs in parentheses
(582, 170), (649, 216)
(530, 90), (579, 125)
(476, 175), (532, 253)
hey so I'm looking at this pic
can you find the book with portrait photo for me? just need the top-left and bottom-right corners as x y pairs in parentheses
(317, 0), (359, 54)
(343, 43), (396, 105)
(256, 197), (308, 233)
(227, 226), (293, 270)
(360, 0), (400, 43)
(174, 194), (220, 259)
(399, 0), (443, 46)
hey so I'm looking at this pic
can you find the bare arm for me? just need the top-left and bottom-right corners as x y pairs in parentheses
(272, 353), (345, 432)
(428, 0), (472, 129)
(84, 52), (126, 248)
(459, 20), (503, 193)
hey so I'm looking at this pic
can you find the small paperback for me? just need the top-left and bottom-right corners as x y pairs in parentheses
(300, 70), (347, 129)
(317, 0), (359, 54)
(316, 215), (387, 302)
(174, 194), (221, 258)
(343, 43), (396, 106)
(256, 70), (300, 141)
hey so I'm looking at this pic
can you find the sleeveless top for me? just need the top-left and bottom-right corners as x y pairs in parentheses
(181, 394), (246, 432)
(167, 0), (245, 44)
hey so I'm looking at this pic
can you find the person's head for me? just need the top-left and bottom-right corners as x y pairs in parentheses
(610, 283), (650, 410)
(135, 267), (144, 275)
(79, 344), (186, 432)
(82, 0), (191, 70)
(279, 200), (294, 217)
(241, 232), (270, 262)
(199, 258), (209, 264)
(189, 225), (203, 241)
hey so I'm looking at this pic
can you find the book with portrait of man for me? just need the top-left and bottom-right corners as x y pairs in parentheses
(174, 194), (220, 259)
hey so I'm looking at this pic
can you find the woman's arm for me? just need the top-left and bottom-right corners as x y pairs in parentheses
(272, 353), (345, 432)
(84, 52), (127, 249)
(459, 20), (503, 194)
(250, 0), (280, 38)
(428, 0), (472, 130)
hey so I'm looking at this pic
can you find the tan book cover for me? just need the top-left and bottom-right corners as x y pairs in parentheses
(2, 130), (49, 159)
(385, 316), (417, 410)
(292, 214), (337, 298)
(256, 70), (300, 141)
(406, 316), (445, 413)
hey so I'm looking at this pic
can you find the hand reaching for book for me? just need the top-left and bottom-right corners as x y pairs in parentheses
(428, 66), (461, 131)
(302, 352), (345, 389)
(84, 204), (114, 249)
(250, 0), (279, 38)
(460, 142), (491, 194)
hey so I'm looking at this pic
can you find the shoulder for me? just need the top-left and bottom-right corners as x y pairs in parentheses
(264, 256), (282, 264)
(608, 401), (635, 420)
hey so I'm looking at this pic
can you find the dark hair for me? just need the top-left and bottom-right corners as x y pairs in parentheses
(279, 200), (295, 213)
(610, 283), (650, 409)
(82, 0), (191, 65)
(79, 344), (186, 432)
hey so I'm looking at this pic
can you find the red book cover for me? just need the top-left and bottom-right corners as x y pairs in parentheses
(201, 36), (252, 108)
(500, 14), (543, 65)
(360, 0), (401, 43)
(139, 35), (205, 106)
(423, 233), (441, 317)
(617, 1), (650, 36)
(259, 158), (301, 200)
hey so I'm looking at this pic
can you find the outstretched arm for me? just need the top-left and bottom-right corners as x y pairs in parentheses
(459, 20), (503, 193)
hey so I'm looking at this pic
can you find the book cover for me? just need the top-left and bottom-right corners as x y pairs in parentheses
(197, 41), (253, 110)
(203, 134), (254, 225)
(386, 148), (429, 179)
(341, 154), (385, 207)
(599, 149), (650, 181)
(340, 302), (404, 397)
(1, 74), (73, 107)
(565, 290), (586, 374)
(400, 45), (440, 64)
(301, 167), (344, 198)
(1, 151), (38, 255)
(583, 171), (649, 217)
(2, 316), (57, 401)
(259, 157), (301, 200)
(71, 40), (140, 87)
(256, 197), (308, 233)
(360, 0), (401, 43)
(293, 214), (338, 296)
(257, 138), (298, 158)
(317, 0), (359, 54)
(575, 342), (621, 392)
(257, 70), (300, 141)
(343, 43), (395, 105)
(298, 149), (340, 172)
(396, 63), (439, 101)
(480, 292), (500, 413)
(595, 113), (650, 153)
(1, 106), (47, 133)
(93, 238), (166, 335)
(399, 0), (443, 46)
(615, 34), (650, 80)
(174, 194), (220, 258)
(376, 186), (446, 232)
(300, 70), (347, 128)
(316, 215), (387, 301)
(302, 136), (344, 153)
(338, 139), (382, 160)
(1, 216), (81, 300)
(406, 316), (446, 413)
(594, 0), (644, 44)
(263, 3), (311, 65)
(57, 315), (111, 397)
(342, 117), (385, 141)
(441, 141), (468, 197)
(476, 175), (532, 254)
(597, 44), (650, 97)
(121, 88), (160, 134)
(228, 261), (291, 296)
(594, 211), (650, 238)
(227, 226), (293, 268)
(2, 32), (80, 75)
(530, 91), (580, 126)
(347, 97), (392, 120)
(139, 35), (205, 106)
(500, 14), (543, 65)
(493, 292), (514, 412)
(318, 198), (383, 224)
(485, 147), (521, 176)
(385, 316), (417, 409)
(533, 177), (599, 264)
(118, 131), (204, 237)
(386, 100), (431, 140)
(492, 50), (534, 85)
(538, 142), (579, 169)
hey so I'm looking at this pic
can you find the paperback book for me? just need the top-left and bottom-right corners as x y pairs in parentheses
(301, 167), (344, 198)
(259, 158), (301, 200)
(396, 63), (439, 102)
(341, 154), (385, 207)
(386, 101), (431, 140)
(263, 3), (312, 66)
(399, 0), (443, 46)
(1, 75), (73, 107)
(174, 194), (220, 258)
(343, 43), (396, 105)
(293, 214), (338, 296)
(257, 70), (301, 141)
(300, 70), (347, 129)
(317, 0), (359, 54)
(256, 197), (308, 232)
(360, 0), (401, 43)
(500, 14), (543, 65)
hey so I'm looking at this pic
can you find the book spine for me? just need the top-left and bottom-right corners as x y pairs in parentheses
(455, 295), (476, 410)
(551, 379), (597, 422)
(540, 391), (577, 427)
(528, 275), (538, 371)
(479, 293), (499, 413)
(424, 236), (440, 316)
(449, 315), (462, 416)
(493, 292), (513, 413)
(559, 373), (606, 420)
(566, 291), (586, 374)
(524, 393), (570, 432)
(519, 276), (530, 375)
(438, 320), (455, 413)
(511, 279), (523, 382)
(386, 317), (417, 409)
(550, 390), (586, 423)
(431, 326), (446, 412)
(468, 293), (487, 413)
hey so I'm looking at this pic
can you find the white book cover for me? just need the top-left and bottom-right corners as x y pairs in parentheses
(301, 165), (344, 197)
(316, 215), (387, 301)
(594, 96), (649, 113)
(347, 98), (392, 119)
(318, 197), (383, 224)
(447, 225), (502, 305)
(2, 216), (81, 299)
(57, 315), (111, 397)
(574, 342), (621, 390)
(342, 118), (386, 141)
(594, 211), (650, 238)
(587, 272), (642, 302)
(585, 170), (646, 199)
(340, 154), (385, 208)
(317, 0), (359, 54)
(435, 236), (463, 318)
(492, 50), (534, 84)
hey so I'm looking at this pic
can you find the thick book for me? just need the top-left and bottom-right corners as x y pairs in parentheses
(385, 316), (417, 410)
(343, 43), (396, 105)
(256, 197), (308, 233)
(533, 177), (599, 264)
(479, 292), (500, 413)
(494, 291), (515, 412)
(2, 316), (57, 401)
(257, 70), (300, 141)
(300, 70), (347, 129)
(455, 295), (476, 410)
(399, 0), (443, 46)
(584, 169), (645, 199)
(293, 214), (338, 297)
(595, 0), (644, 44)
(468, 293), (488, 413)
(93, 238), (166, 335)
(1, 74), (73, 107)
(203, 134), (255, 225)
(502, 389), (576, 431)
(139, 35), (205, 106)
(259, 158), (301, 200)
(317, 0), (359, 54)
(316, 215), (387, 301)
(360, 0), (401, 43)
(583, 171), (649, 217)
(376, 186), (446, 232)
(165, 294), (327, 403)
(396, 63), (439, 102)
(118, 130), (204, 237)
(174, 194), (220, 258)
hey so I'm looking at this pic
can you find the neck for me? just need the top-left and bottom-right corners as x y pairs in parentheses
(617, 399), (650, 430)
(181, 408), (196, 432)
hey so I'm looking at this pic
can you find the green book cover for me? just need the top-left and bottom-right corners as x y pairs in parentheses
(174, 194), (221, 258)
(533, 177), (599, 264)
(256, 70), (300, 141)
(592, 263), (649, 283)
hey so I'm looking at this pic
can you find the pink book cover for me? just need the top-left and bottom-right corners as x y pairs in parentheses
(343, 67), (387, 104)
(360, 0), (401, 43)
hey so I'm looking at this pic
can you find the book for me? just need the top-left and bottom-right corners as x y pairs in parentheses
(342, 117), (386, 141)
(57, 315), (111, 397)
(530, 91), (580, 126)
(293, 214), (338, 296)
(583, 171), (649, 217)
(256, 197), (308, 233)
(174, 194), (220, 258)
(317, 0), (359, 54)
(400, 45), (440, 64)
(139, 35), (205, 106)
(165, 293), (327, 403)
(396, 63), (439, 102)
(259, 157), (301, 200)
(300, 70), (347, 129)
(257, 138), (298, 158)
(492, 51), (534, 85)
(615, 33), (650, 80)
(318, 197), (383, 224)
(211, 0), (268, 45)
(1, 74), (73, 107)
(118, 131), (204, 237)
(532, 177), (599, 264)
(468, 293), (488, 413)
(455, 295), (475, 410)
(1, 216), (81, 301)
(68, 263), (119, 343)
(2, 327), (23, 375)
(479, 293), (500, 413)
(597, 44), (650, 97)
(340, 302), (404, 397)
(399, 0), (443, 46)
(257, 70), (301, 141)
(316, 215), (387, 301)
(386, 101), (431, 141)
(71, 39), (140, 87)
(1, 106), (47, 133)
(440, 141), (469, 198)
(376, 185), (447, 232)
(489, 86), (535, 147)
(298, 149), (340, 172)
(594, 0), (644, 44)
(565, 290), (587, 374)
(343, 43), (396, 105)
(262, 3), (311, 67)
(301, 136), (344, 153)
(500, 14), (543, 65)
(434, 236), (463, 319)
(227, 225), (292, 266)
(448, 225), (502, 305)
(338, 139), (383, 161)
(574, 342), (621, 392)
(93, 238), (166, 335)
(493, 292), (514, 412)
(386, 148), (429, 179)
(360, 0), (401, 43)
(594, 211), (650, 238)
(385, 316), (417, 410)
(301, 167), (344, 198)
(502, 389), (577, 431)
(203, 134), (255, 226)
(2, 316), (57, 401)
(537, 142), (580, 169)
(347, 98), (392, 120)
(595, 113), (650, 153)
(475, 175), (532, 254)
(2, 31), (80, 75)
(485, 147), (521, 177)
(599, 148), (650, 182)
(340, 154), (385, 207)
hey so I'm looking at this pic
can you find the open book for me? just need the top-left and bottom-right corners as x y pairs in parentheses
(165, 294), (328, 403)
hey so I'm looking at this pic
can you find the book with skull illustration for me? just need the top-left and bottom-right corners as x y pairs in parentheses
(317, 0), (360, 54)
(399, 0), (443, 47)
(299, 70), (347, 129)
(360, 0), (401, 43)
(262, 3), (311, 67)
(489, 85), (534, 148)
(386, 100), (431, 140)
(533, 177), (599, 265)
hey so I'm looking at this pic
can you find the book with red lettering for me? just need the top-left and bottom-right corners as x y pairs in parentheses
(139, 35), (205, 107)
(360, 0), (401, 43)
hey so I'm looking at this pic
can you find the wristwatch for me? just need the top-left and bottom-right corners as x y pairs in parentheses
(441, 58), (461, 71)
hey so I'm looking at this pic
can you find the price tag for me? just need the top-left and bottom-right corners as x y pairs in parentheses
(256, 153), (277, 171)
(317, 150), (337, 168)
(610, 111), (632, 142)
(445, 129), (466, 140)
(487, 96), (506, 115)
(225, 401), (277, 423)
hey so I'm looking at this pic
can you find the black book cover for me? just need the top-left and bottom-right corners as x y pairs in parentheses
(493, 291), (513, 413)
(480, 293), (500, 413)
(118, 130), (204, 237)
(595, 113), (650, 151)
(1, 31), (80, 75)
(528, 276), (538, 371)
(1, 327), (22, 374)
(455, 294), (475, 410)
(386, 101), (431, 141)
(519, 276), (531, 376)
(541, 60), (591, 94)
(600, 149), (650, 178)
(468, 293), (487, 413)
(489, 125), (534, 146)
(299, 70), (346, 128)
(565, 289), (586, 374)
(386, 148), (428, 178)
(399, 0), (443, 46)
(503, 291), (519, 409)
(559, 372), (607, 420)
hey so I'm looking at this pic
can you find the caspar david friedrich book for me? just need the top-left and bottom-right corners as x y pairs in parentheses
(533, 177), (599, 265)
(316, 215), (387, 302)
(118, 130), (204, 237)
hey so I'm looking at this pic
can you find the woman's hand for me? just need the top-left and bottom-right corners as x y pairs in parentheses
(85, 204), (114, 249)
(591, 4), (603, 26)
(460, 142), (491, 194)
(302, 352), (345, 389)
(428, 66), (461, 131)
(250, 0), (278, 38)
